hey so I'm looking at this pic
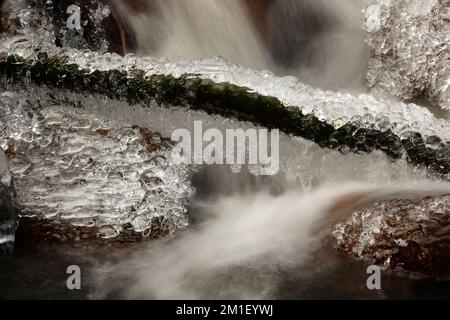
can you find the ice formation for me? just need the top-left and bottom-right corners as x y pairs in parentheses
(1, 0), (449, 143)
(0, 1), (449, 277)
(334, 195), (450, 277)
(0, 146), (17, 254)
(365, 0), (450, 111)
(0, 87), (192, 239)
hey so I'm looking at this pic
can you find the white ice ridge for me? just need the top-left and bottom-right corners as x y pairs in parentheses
(3, 36), (450, 143)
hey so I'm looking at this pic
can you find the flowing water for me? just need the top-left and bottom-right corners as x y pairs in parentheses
(0, 0), (449, 299)
(92, 180), (450, 299)
(121, 0), (270, 70)
(120, 0), (368, 90)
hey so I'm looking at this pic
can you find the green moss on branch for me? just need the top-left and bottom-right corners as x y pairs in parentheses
(1, 53), (449, 176)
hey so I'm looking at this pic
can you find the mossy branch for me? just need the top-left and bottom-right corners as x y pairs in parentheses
(1, 52), (449, 176)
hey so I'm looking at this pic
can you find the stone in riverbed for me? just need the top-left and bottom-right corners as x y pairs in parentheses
(333, 195), (450, 278)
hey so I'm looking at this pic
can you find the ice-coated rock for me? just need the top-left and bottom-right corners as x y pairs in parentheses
(334, 195), (450, 278)
(50, 0), (112, 52)
(2, 39), (450, 175)
(365, 0), (450, 111)
(0, 147), (17, 255)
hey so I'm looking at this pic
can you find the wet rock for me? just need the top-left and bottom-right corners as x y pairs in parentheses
(16, 216), (168, 245)
(243, 0), (270, 39)
(334, 195), (450, 278)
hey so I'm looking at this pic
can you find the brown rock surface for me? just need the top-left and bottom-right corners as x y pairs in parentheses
(334, 196), (450, 278)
